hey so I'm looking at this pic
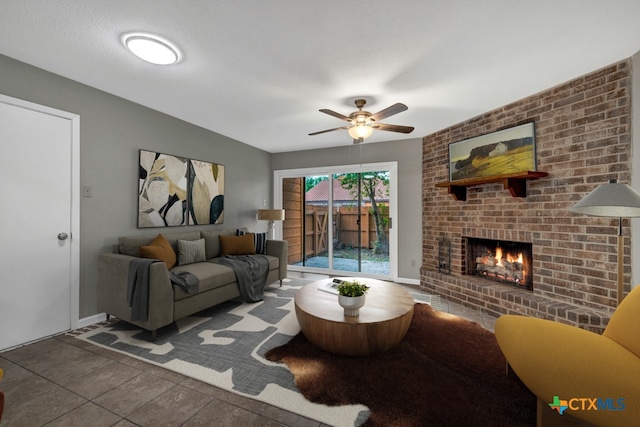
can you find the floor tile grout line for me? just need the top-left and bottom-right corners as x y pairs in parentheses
(8, 339), (158, 426)
(10, 336), (201, 426)
(53, 336), (290, 426)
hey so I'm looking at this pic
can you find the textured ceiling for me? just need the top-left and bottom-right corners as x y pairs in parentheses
(1, 1), (640, 153)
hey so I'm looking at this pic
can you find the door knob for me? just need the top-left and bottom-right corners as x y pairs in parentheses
(57, 232), (69, 241)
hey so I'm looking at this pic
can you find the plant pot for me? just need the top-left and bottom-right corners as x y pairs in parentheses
(338, 295), (366, 317)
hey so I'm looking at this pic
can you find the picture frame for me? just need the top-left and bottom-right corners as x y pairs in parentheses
(188, 158), (225, 225)
(137, 150), (225, 228)
(448, 122), (536, 182)
(138, 150), (189, 228)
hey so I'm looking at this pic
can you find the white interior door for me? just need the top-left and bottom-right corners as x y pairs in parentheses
(0, 95), (79, 351)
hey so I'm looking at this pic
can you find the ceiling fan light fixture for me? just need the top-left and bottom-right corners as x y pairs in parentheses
(354, 113), (368, 124)
(348, 124), (373, 140)
(123, 33), (180, 65)
(309, 99), (412, 141)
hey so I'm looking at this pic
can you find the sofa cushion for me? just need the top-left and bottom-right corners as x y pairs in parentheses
(201, 229), (239, 259)
(209, 254), (278, 270)
(177, 238), (207, 265)
(119, 231), (201, 257)
(236, 229), (267, 254)
(171, 262), (237, 300)
(139, 234), (176, 269)
(264, 254), (279, 270)
(219, 234), (256, 256)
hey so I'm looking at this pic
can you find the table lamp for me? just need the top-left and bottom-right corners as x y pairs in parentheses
(257, 209), (285, 239)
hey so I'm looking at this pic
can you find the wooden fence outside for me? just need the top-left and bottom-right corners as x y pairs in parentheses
(304, 205), (389, 258)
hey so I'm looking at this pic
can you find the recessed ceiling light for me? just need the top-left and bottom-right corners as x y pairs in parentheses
(123, 33), (180, 65)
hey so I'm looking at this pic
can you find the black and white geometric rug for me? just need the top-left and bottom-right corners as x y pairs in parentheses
(75, 278), (369, 426)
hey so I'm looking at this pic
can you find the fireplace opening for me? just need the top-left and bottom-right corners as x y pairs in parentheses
(465, 237), (533, 291)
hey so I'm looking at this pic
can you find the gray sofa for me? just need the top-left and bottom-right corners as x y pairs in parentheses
(97, 229), (287, 338)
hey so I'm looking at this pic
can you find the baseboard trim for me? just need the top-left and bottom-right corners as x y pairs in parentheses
(395, 277), (420, 285)
(77, 312), (108, 329)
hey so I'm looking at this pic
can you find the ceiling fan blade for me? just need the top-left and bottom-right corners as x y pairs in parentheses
(370, 103), (408, 122)
(319, 109), (351, 122)
(372, 123), (415, 134)
(308, 126), (350, 136)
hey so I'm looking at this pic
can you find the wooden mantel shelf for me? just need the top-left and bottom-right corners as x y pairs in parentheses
(436, 171), (548, 201)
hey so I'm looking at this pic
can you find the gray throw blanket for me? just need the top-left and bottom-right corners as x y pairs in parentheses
(219, 254), (270, 302)
(128, 259), (200, 321)
(169, 271), (200, 294)
(127, 258), (156, 321)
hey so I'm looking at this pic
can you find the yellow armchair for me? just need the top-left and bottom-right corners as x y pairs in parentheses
(495, 286), (640, 426)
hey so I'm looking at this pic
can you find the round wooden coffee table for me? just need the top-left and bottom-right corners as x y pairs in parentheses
(294, 278), (415, 356)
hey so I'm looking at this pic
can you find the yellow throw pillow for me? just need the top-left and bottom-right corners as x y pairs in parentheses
(219, 233), (256, 256)
(139, 234), (177, 269)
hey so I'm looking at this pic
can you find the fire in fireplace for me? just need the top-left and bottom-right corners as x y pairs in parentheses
(465, 238), (533, 291)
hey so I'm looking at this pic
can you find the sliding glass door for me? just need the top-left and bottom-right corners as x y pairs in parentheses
(301, 175), (331, 269)
(276, 162), (396, 280)
(331, 171), (390, 275)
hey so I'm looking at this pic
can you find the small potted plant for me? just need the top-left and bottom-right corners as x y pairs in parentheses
(337, 280), (370, 316)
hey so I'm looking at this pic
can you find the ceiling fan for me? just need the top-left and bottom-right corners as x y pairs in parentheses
(309, 99), (415, 144)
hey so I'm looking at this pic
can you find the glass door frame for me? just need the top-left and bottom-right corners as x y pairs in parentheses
(274, 161), (398, 281)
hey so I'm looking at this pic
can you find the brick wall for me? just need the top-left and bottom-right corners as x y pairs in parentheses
(421, 59), (632, 332)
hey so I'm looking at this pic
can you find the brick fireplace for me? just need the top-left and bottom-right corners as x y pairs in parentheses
(421, 59), (633, 332)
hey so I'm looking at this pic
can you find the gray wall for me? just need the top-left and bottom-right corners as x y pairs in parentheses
(0, 54), (273, 318)
(272, 139), (423, 281)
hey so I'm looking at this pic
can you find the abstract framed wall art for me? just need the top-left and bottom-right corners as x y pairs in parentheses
(138, 150), (189, 227)
(448, 122), (536, 182)
(188, 158), (225, 225)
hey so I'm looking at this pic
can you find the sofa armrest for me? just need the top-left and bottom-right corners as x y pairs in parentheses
(266, 239), (288, 281)
(97, 253), (174, 332)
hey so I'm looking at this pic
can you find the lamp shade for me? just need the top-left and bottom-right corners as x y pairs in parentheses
(570, 179), (640, 217)
(257, 209), (285, 221)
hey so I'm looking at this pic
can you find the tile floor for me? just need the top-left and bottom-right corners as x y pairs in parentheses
(0, 279), (497, 427)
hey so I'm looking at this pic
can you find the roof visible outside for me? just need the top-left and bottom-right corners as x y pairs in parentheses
(305, 178), (388, 203)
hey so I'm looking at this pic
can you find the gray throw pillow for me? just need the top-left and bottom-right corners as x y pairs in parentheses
(177, 238), (207, 265)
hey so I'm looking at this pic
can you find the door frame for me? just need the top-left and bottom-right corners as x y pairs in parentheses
(1, 93), (80, 330)
(274, 161), (398, 280)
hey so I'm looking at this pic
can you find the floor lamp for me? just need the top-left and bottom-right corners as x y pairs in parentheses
(257, 209), (285, 239)
(570, 179), (640, 305)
